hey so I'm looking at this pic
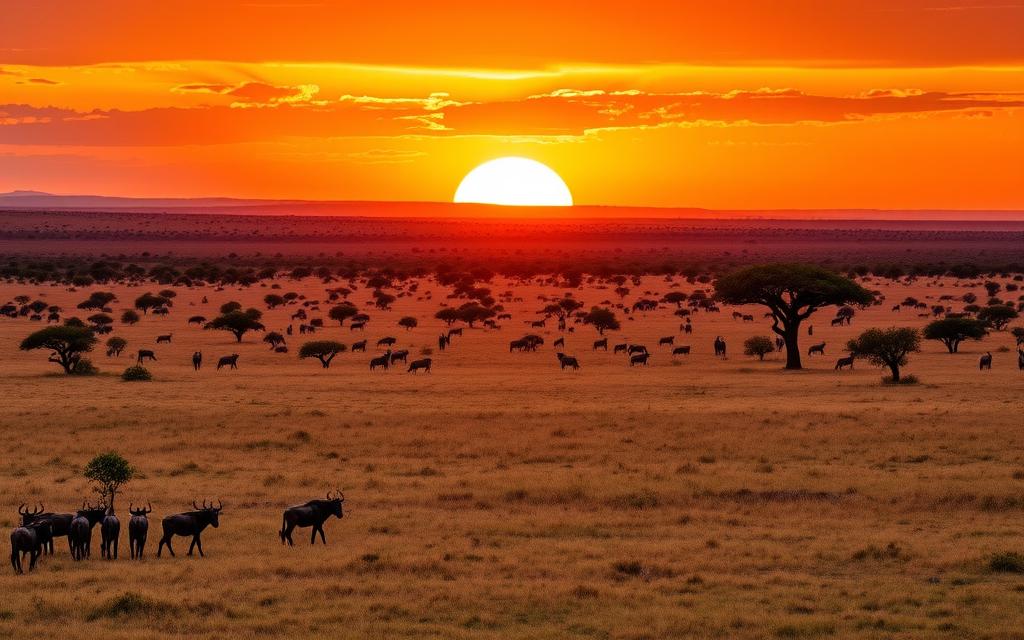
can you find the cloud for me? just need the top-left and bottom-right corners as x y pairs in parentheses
(172, 81), (321, 106)
(20, 77), (59, 85)
(346, 148), (427, 164)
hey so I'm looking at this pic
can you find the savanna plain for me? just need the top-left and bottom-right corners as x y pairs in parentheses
(1, 248), (1024, 639)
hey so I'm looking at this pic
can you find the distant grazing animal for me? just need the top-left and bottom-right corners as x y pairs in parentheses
(350, 321), (366, 331)
(390, 349), (409, 364)
(10, 523), (47, 573)
(742, 314), (754, 322)
(552, 337), (565, 349)
(152, 307), (169, 316)
(137, 349), (157, 364)
(370, 350), (392, 371)
(628, 344), (647, 355)
(497, 314), (512, 320)
(100, 508), (120, 560)
(630, 353), (650, 366)
(659, 336), (674, 346)
(157, 500), (222, 558)
(713, 337), (727, 357)
(831, 317), (844, 327)
(556, 353), (580, 370)
(192, 351), (202, 371)
(156, 334), (173, 344)
(593, 338), (608, 351)
(216, 354), (239, 370)
(891, 305), (901, 312)
(531, 319), (546, 328)
(280, 492), (344, 546)
(407, 358), (432, 373)
(188, 315), (206, 326)
(351, 340), (367, 352)
(683, 324), (693, 334)
(732, 311), (743, 320)
(808, 342), (826, 356)
(835, 355), (855, 370)
(448, 328), (463, 338)
(274, 346), (288, 353)
(613, 343), (628, 354)
(672, 346), (691, 356)
(128, 503), (152, 559)
(377, 337), (397, 347)
(19, 503), (71, 555)
(979, 352), (993, 370)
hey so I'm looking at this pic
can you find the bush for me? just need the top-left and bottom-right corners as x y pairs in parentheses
(70, 358), (99, 376)
(989, 551), (1024, 573)
(882, 374), (919, 385)
(122, 365), (152, 381)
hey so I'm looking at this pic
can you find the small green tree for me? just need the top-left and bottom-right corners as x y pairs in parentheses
(299, 340), (347, 368)
(106, 336), (127, 356)
(978, 305), (1019, 331)
(328, 303), (358, 326)
(264, 331), (286, 349)
(120, 309), (140, 325)
(583, 307), (620, 335)
(205, 308), (265, 342)
(83, 452), (135, 510)
(743, 336), (775, 361)
(847, 327), (921, 383)
(398, 316), (418, 331)
(20, 325), (98, 374)
(923, 317), (988, 353)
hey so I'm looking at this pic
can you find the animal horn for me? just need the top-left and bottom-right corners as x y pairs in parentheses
(18, 503), (27, 515)
(35, 502), (44, 515)
(216, 499), (223, 510)
(192, 500), (200, 510)
(337, 489), (344, 502)
(147, 502), (153, 514)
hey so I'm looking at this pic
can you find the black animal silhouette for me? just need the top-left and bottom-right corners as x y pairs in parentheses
(613, 343), (628, 354)
(713, 337), (727, 357)
(69, 502), (107, 560)
(979, 352), (993, 370)
(377, 337), (397, 347)
(447, 328), (463, 338)
(808, 342), (826, 356)
(157, 500), (222, 558)
(137, 349), (157, 363)
(630, 353), (650, 366)
(659, 336), (674, 346)
(1018, 349), (1024, 371)
(835, 355), (855, 370)
(192, 351), (202, 371)
(628, 344), (647, 355)
(217, 354), (239, 370)
(742, 314), (754, 322)
(351, 340), (367, 352)
(156, 334), (172, 344)
(19, 503), (72, 554)
(100, 508), (120, 560)
(556, 353), (580, 370)
(593, 338), (608, 350)
(553, 337), (565, 348)
(683, 324), (693, 334)
(390, 349), (409, 364)
(370, 350), (392, 371)
(672, 346), (691, 355)
(407, 358), (432, 373)
(350, 321), (366, 331)
(128, 503), (152, 559)
(279, 491), (344, 546)
(10, 522), (48, 573)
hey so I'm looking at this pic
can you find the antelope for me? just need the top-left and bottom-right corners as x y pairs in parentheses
(156, 334), (172, 344)
(979, 352), (993, 370)
(553, 337), (564, 348)
(407, 358), (432, 373)
(350, 321), (366, 331)
(10, 523), (48, 574)
(157, 500), (222, 558)
(835, 355), (855, 370)
(192, 351), (202, 371)
(808, 342), (826, 356)
(128, 503), (152, 559)
(137, 349), (157, 363)
(390, 349), (409, 364)
(280, 491), (345, 546)
(448, 328), (463, 338)
(713, 337), (726, 356)
(628, 344), (647, 355)
(377, 337), (397, 347)
(217, 354), (239, 370)
(69, 502), (107, 560)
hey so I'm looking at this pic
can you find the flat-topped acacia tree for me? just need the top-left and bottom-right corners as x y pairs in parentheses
(299, 341), (347, 368)
(715, 264), (874, 370)
(20, 325), (98, 373)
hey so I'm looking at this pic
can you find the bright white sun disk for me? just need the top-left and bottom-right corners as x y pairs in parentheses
(454, 157), (572, 206)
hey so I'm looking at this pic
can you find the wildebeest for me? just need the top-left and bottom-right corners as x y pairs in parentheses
(683, 324), (693, 334)
(19, 503), (72, 555)
(137, 349), (157, 363)
(556, 353), (580, 370)
(10, 522), (48, 573)
(100, 508), (120, 560)
(280, 491), (344, 546)
(370, 350), (392, 371)
(192, 351), (202, 371)
(128, 503), (152, 559)
(188, 315), (206, 326)
(831, 317), (844, 327)
(217, 354), (239, 370)
(593, 338), (608, 350)
(69, 503), (107, 560)
(979, 352), (993, 370)
(630, 353), (650, 366)
(377, 337), (397, 347)
(672, 346), (691, 356)
(808, 342), (826, 356)
(613, 343), (628, 354)
(390, 349), (409, 364)
(156, 333), (172, 344)
(350, 321), (366, 331)
(157, 500), (222, 558)
(628, 344), (647, 355)
(407, 358), (432, 373)
(742, 314), (754, 322)
(553, 337), (565, 348)
(659, 336), (674, 347)
(448, 328), (463, 338)
(531, 319), (546, 328)
(713, 337), (726, 357)
(351, 340), (367, 352)
(835, 355), (855, 370)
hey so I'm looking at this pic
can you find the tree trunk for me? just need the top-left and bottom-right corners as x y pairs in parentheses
(783, 324), (802, 369)
(888, 363), (901, 382)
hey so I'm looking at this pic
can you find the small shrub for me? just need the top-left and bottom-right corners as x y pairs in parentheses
(989, 551), (1024, 573)
(882, 374), (919, 385)
(121, 365), (152, 381)
(86, 592), (177, 621)
(70, 358), (99, 376)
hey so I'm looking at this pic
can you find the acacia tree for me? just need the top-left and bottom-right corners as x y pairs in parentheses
(328, 303), (358, 326)
(299, 341), (347, 368)
(923, 317), (988, 353)
(435, 308), (460, 326)
(205, 308), (265, 342)
(264, 331), (286, 349)
(715, 264), (874, 369)
(978, 305), (1018, 331)
(134, 292), (170, 315)
(583, 307), (620, 335)
(83, 452), (134, 511)
(121, 309), (140, 325)
(743, 336), (775, 361)
(264, 294), (286, 309)
(847, 327), (921, 383)
(456, 303), (494, 328)
(398, 316), (418, 331)
(20, 325), (98, 373)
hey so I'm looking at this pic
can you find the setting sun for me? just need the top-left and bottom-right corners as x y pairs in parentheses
(454, 157), (573, 207)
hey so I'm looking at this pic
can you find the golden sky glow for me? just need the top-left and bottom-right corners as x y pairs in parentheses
(1, 0), (1022, 209)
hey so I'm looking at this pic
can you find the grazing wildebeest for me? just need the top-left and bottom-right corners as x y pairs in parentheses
(831, 317), (844, 327)
(553, 337), (564, 348)
(531, 319), (546, 328)
(659, 336), (674, 347)
(137, 349), (157, 363)
(192, 351), (202, 371)
(407, 358), (432, 373)
(613, 343), (628, 354)
(593, 338), (608, 351)
(350, 321), (366, 331)
(377, 337), (397, 347)
(188, 315), (206, 326)
(835, 355), (855, 370)
(128, 503), (152, 559)
(630, 353), (650, 366)
(979, 352), (993, 370)
(891, 305), (901, 312)
(808, 342), (826, 356)
(157, 500), (222, 558)
(351, 340), (367, 352)
(628, 344), (647, 355)
(100, 508), (120, 560)
(10, 523), (48, 573)
(19, 503), (72, 555)
(732, 311), (743, 320)
(556, 353), (580, 370)
(672, 346), (691, 356)
(509, 339), (528, 352)
(69, 503), (107, 560)
(280, 491), (344, 546)
(275, 346), (288, 353)
(217, 354), (239, 370)
(713, 337), (727, 357)
(390, 349), (409, 364)
(448, 328), (463, 338)
(370, 350), (392, 371)
(156, 333), (172, 344)
(438, 334), (450, 350)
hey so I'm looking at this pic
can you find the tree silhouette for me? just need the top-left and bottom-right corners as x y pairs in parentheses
(847, 327), (921, 382)
(205, 308), (265, 342)
(299, 341), (347, 368)
(583, 307), (620, 335)
(923, 317), (987, 353)
(20, 325), (98, 373)
(83, 452), (135, 511)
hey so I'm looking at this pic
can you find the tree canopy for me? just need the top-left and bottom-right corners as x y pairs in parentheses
(847, 327), (921, 382)
(583, 307), (620, 335)
(328, 303), (358, 326)
(83, 451), (135, 510)
(923, 317), (988, 353)
(743, 336), (775, 360)
(205, 308), (265, 342)
(20, 325), (98, 374)
(978, 305), (1019, 331)
(134, 292), (170, 314)
(398, 316), (418, 330)
(299, 341), (347, 368)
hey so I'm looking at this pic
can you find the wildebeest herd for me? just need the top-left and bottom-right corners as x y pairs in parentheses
(10, 493), (343, 573)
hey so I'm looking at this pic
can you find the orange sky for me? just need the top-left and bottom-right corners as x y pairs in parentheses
(1, 0), (1022, 210)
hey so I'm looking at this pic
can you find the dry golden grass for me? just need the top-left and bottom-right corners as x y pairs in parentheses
(1, 275), (1023, 639)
